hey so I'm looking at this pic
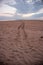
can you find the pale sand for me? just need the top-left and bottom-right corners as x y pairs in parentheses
(0, 20), (43, 65)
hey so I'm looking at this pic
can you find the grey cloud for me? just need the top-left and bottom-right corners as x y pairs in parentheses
(0, 0), (4, 6)
(0, 0), (43, 14)
(0, 0), (5, 6)
(0, 0), (43, 20)
(0, 15), (23, 20)
(0, 13), (43, 21)
(0, 16), (15, 21)
(6, 0), (43, 14)
(0, 0), (5, 3)
(0, 0), (10, 4)
(30, 13), (43, 18)
(0, 0), (3, 3)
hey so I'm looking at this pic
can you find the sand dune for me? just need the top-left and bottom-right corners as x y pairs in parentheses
(0, 20), (43, 65)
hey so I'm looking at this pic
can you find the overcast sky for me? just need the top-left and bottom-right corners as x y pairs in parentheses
(0, 0), (43, 20)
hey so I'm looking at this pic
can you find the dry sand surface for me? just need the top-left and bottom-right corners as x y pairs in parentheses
(0, 20), (43, 65)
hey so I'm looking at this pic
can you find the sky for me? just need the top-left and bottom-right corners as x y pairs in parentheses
(0, 0), (43, 20)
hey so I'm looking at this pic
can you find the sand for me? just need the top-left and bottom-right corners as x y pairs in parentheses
(0, 20), (43, 65)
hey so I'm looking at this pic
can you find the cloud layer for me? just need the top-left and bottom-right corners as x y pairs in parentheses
(0, 0), (43, 20)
